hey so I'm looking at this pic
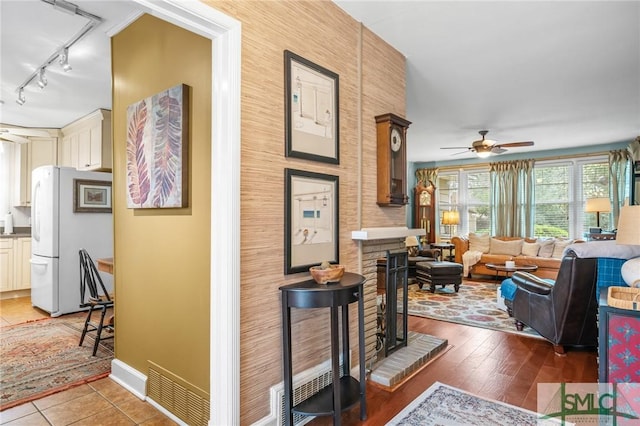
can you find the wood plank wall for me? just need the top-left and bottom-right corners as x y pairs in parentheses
(205, 1), (407, 423)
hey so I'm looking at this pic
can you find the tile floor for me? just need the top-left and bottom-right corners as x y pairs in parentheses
(0, 297), (178, 425)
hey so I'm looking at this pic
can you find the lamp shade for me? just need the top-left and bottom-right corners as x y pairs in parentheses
(585, 197), (611, 213)
(616, 205), (640, 287)
(442, 210), (460, 225)
(616, 205), (640, 246)
(405, 235), (419, 247)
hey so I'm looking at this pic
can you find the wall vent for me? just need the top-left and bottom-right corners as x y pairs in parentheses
(147, 361), (209, 426)
(269, 355), (346, 426)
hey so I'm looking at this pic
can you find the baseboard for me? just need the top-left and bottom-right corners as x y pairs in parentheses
(110, 358), (147, 400)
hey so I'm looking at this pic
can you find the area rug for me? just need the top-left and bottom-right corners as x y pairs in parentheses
(0, 317), (113, 411)
(405, 280), (543, 339)
(387, 381), (557, 425)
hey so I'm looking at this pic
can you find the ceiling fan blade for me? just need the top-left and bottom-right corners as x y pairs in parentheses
(491, 146), (507, 154)
(0, 133), (30, 144)
(0, 127), (50, 137)
(441, 146), (472, 150)
(495, 141), (534, 148)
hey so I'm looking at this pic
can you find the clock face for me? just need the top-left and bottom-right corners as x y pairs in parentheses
(390, 127), (403, 152)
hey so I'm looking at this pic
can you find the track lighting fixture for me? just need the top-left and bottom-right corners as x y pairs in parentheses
(16, 88), (26, 105)
(37, 68), (48, 88)
(12, 1), (103, 105)
(59, 47), (72, 72)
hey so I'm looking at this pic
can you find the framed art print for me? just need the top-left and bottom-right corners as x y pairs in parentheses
(285, 168), (339, 274)
(284, 50), (339, 164)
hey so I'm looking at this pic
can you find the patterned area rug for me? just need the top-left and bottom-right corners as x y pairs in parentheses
(0, 317), (113, 411)
(405, 280), (542, 339)
(387, 382), (549, 425)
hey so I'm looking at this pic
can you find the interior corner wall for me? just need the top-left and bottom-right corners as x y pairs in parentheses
(111, 14), (211, 394)
(206, 1), (406, 423)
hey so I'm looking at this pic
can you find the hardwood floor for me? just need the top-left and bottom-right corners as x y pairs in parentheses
(310, 315), (598, 425)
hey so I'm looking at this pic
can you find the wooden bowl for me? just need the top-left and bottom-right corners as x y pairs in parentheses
(309, 264), (345, 284)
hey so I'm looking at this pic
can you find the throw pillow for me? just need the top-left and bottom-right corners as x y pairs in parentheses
(489, 238), (523, 256)
(522, 241), (541, 257)
(469, 233), (490, 253)
(552, 239), (573, 258)
(538, 239), (555, 258)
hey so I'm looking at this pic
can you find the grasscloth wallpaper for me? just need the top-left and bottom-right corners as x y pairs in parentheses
(114, 1), (407, 423)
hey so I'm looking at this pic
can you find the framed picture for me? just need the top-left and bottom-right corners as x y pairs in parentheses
(125, 83), (190, 208)
(74, 179), (112, 213)
(284, 50), (339, 164)
(285, 168), (339, 274)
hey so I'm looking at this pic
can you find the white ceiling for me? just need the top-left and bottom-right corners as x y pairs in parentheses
(2, 1), (639, 163)
(0, 0), (143, 130)
(336, 1), (640, 162)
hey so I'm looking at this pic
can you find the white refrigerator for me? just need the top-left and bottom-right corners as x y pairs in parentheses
(31, 165), (113, 317)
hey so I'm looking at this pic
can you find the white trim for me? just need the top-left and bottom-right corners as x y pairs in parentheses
(123, 2), (242, 424)
(109, 358), (147, 400)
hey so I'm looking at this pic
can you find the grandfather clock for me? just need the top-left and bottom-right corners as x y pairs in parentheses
(415, 180), (436, 244)
(376, 113), (411, 206)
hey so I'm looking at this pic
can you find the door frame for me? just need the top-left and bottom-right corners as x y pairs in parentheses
(115, 2), (241, 424)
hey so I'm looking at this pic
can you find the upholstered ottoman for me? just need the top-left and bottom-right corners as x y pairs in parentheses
(415, 261), (463, 293)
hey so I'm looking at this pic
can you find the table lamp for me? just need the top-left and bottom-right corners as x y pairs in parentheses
(442, 210), (460, 236)
(616, 205), (640, 287)
(585, 197), (611, 229)
(405, 235), (419, 256)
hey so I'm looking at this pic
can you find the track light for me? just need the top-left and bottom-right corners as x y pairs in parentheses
(37, 68), (48, 88)
(16, 88), (26, 105)
(59, 48), (72, 72)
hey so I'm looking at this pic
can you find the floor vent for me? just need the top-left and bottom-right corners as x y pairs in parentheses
(147, 361), (210, 426)
(273, 356), (345, 426)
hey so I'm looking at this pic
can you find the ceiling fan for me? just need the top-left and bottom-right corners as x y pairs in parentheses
(442, 130), (534, 158)
(0, 127), (51, 144)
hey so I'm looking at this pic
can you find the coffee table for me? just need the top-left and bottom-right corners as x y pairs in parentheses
(485, 263), (538, 282)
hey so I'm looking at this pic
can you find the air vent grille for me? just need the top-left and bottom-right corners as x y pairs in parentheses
(148, 361), (210, 426)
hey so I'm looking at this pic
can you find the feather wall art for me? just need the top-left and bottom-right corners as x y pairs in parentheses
(126, 84), (189, 208)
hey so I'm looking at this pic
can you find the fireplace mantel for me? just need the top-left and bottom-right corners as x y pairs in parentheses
(351, 227), (425, 241)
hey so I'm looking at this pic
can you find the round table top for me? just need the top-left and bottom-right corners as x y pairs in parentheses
(485, 263), (538, 272)
(431, 242), (454, 249)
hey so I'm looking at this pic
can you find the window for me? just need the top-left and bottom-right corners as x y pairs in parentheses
(438, 169), (489, 237)
(534, 163), (571, 237)
(434, 155), (616, 239)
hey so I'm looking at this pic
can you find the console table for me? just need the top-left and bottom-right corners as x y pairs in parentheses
(280, 272), (367, 426)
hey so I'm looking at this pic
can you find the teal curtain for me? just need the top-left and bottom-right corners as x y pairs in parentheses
(609, 149), (632, 227)
(490, 159), (535, 237)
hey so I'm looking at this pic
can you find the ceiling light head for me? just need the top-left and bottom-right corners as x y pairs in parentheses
(37, 68), (48, 89)
(476, 150), (491, 159)
(16, 88), (26, 105)
(59, 48), (72, 72)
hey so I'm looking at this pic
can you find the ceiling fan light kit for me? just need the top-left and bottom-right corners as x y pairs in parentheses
(441, 129), (534, 158)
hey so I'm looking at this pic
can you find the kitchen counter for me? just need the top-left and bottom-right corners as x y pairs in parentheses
(0, 227), (31, 239)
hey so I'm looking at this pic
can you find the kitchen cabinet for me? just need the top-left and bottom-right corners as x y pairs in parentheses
(14, 238), (31, 290)
(60, 109), (112, 171)
(14, 133), (59, 206)
(0, 238), (31, 292)
(0, 240), (15, 292)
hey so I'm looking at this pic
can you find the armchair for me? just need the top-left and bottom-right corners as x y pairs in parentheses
(511, 251), (598, 355)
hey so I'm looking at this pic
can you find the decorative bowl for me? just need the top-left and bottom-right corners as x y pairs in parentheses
(309, 264), (345, 284)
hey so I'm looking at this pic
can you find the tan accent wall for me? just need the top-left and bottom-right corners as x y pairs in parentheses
(111, 14), (211, 392)
(111, 2), (406, 424)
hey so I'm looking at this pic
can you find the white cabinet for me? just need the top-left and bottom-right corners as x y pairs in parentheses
(0, 239), (15, 292)
(14, 238), (31, 290)
(0, 237), (31, 292)
(14, 133), (59, 206)
(60, 109), (112, 171)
